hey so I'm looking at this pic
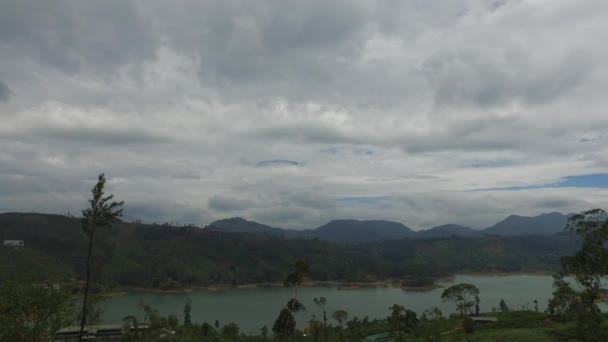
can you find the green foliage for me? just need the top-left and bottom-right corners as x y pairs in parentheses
(0, 212), (582, 289)
(313, 297), (328, 342)
(546, 275), (579, 320)
(441, 283), (480, 318)
(498, 299), (508, 312)
(389, 304), (418, 338)
(332, 310), (348, 328)
(463, 316), (475, 334)
(0, 283), (75, 342)
(419, 307), (447, 341)
(79, 173), (124, 340)
(260, 325), (268, 337)
(201, 322), (213, 337)
(561, 209), (608, 298)
(221, 322), (240, 337)
(549, 208), (608, 341)
(183, 299), (192, 326)
(272, 308), (296, 337)
(167, 314), (178, 330)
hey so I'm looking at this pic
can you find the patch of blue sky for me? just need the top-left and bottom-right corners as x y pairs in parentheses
(473, 173), (608, 191)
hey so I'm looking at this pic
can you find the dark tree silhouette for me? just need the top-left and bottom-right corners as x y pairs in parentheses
(183, 299), (192, 326)
(274, 259), (309, 337)
(332, 310), (348, 328)
(499, 299), (508, 312)
(272, 308), (296, 337)
(388, 304), (418, 337)
(79, 174), (123, 341)
(313, 297), (329, 342)
(553, 209), (608, 340)
(441, 283), (480, 318)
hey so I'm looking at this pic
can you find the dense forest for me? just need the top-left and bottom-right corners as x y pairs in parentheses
(0, 212), (581, 289)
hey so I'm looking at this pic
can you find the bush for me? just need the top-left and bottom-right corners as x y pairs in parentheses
(463, 317), (475, 334)
(221, 322), (240, 337)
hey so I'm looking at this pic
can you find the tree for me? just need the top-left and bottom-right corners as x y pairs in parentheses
(183, 299), (192, 326)
(499, 299), (508, 312)
(441, 283), (480, 318)
(273, 308), (296, 337)
(561, 209), (608, 305)
(79, 173), (124, 342)
(309, 317), (322, 342)
(167, 314), (178, 330)
(122, 315), (139, 338)
(388, 304), (418, 338)
(332, 310), (348, 328)
(420, 307), (445, 341)
(221, 322), (240, 337)
(201, 322), (213, 337)
(313, 297), (328, 342)
(260, 325), (268, 338)
(0, 283), (75, 342)
(551, 209), (608, 340)
(463, 317), (475, 341)
(284, 259), (309, 303)
(274, 259), (309, 337)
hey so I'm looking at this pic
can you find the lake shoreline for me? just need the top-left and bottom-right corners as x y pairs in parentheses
(103, 270), (556, 296)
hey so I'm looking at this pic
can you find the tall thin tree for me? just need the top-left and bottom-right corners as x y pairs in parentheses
(313, 297), (328, 342)
(78, 174), (123, 341)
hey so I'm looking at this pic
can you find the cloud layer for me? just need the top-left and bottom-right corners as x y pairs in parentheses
(1, 0), (608, 229)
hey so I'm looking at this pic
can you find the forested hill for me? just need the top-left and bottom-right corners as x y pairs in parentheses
(0, 212), (581, 289)
(207, 212), (572, 243)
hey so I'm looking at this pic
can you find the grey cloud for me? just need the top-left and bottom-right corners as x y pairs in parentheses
(0, 81), (11, 102)
(282, 192), (337, 210)
(257, 123), (360, 145)
(27, 127), (170, 146)
(1, 1), (608, 229)
(255, 159), (302, 168)
(423, 50), (590, 107)
(208, 195), (255, 212)
(0, 0), (157, 74)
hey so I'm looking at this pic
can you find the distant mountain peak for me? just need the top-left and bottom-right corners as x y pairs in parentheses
(313, 219), (414, 244)
(484, 212), (569, 236)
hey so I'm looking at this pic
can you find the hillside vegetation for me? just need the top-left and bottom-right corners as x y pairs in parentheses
(0, 213), (580, 289)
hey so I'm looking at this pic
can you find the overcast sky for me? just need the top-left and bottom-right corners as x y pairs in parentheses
(1, 0), (608, 230)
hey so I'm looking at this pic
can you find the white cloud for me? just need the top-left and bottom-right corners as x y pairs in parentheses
(1, 0), (607, 229)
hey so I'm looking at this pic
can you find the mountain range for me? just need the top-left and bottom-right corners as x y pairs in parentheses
(0, 212), (581, 287)
(208, 212), (572, 244)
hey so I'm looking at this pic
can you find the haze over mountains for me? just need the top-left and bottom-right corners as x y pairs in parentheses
(208, 212), (573, 244)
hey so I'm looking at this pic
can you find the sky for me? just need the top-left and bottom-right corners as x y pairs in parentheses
(1, 0), (608, 230)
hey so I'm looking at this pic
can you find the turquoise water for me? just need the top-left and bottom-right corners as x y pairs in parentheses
(98, 274), (561, 334)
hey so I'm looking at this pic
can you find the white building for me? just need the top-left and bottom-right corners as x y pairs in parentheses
(3, 240), (24, 248)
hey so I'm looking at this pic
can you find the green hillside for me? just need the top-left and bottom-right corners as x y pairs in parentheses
(0, 213), (581, 289)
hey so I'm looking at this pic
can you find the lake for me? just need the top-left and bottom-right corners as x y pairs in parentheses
(99, 274), (560, 334)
